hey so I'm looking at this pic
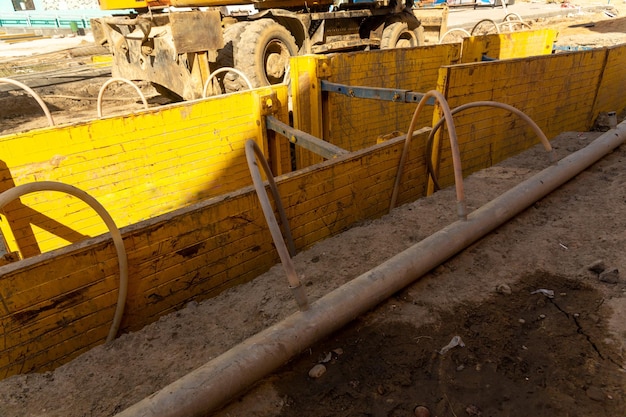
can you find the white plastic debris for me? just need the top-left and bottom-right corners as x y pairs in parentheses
(308, 364), (327, 378)
(530, 289), (554, 298)
(439, 335), (465, 355)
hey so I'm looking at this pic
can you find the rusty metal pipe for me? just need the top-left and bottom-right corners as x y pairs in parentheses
(390, 90), (465, 218)
(245, 140), (308, 311)
(114, 121), (626, 417)
(426, 101), (556, 191)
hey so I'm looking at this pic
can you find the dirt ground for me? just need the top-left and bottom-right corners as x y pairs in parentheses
(0, 5), (625, 417)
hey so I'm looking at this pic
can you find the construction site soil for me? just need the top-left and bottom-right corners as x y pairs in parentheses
(1, 4), (626, 417)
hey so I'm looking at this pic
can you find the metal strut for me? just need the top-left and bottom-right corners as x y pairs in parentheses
(265, 115), (349, 159)
(320, 80), (436, 105)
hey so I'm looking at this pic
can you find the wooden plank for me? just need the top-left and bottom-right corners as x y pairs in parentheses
(0, 86), (289, 255)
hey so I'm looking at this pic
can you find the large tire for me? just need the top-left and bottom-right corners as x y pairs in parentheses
(213, 22), (249, 94)
(234, 19), (298, 88)
(381, 22), (424, 49)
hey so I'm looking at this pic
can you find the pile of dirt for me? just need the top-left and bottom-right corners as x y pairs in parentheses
(543, 10), (626, 48)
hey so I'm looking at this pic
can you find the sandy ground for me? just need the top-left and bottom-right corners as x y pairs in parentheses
(0, 4), (625, 417)
(0, 34), (96, 58)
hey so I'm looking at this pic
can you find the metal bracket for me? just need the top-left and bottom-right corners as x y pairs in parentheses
(320, 80), (436, 105)
(316, 59), (332, 79)
(265, 116), (349, 159)
(259, 92), (279, 115)
(553, 45), (593, 52)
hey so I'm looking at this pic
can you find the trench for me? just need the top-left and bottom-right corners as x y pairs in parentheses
(112, 121), (626, 417)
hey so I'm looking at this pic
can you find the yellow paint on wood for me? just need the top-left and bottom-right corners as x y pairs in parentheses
(290, 55), (327, 169)
(461, 29), (558, 63)
(434, 48), (608, 191)
(325, 44), (461, 153)
(592, 44), (626, 124)
(0, 86), (289, 257)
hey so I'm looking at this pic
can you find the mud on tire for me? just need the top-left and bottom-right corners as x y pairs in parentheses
(381, 22), (424, 49)
(234, 19), (298, 88)
(213, 22), (249, 94)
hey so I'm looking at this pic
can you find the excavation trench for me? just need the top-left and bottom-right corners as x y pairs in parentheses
(114, 121), (626, 417)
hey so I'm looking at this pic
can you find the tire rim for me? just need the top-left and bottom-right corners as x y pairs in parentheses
(396, 31), (418, 48)
(263, 39), (290, 84)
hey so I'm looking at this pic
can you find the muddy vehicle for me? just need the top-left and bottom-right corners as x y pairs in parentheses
(91, 0), (446, 100)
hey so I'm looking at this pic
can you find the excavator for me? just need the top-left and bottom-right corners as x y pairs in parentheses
(91, 0), (446, 100)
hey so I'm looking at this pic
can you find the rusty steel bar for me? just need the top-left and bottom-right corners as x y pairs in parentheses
(390, 90), (465, 218)
(0, 181), (128, 342)
(245, 139), (309, 311)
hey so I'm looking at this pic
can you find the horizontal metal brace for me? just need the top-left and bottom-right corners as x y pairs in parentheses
(553, 45), (594, 51)
(321, 80), (435, 105)
(265, 116), (349, 160)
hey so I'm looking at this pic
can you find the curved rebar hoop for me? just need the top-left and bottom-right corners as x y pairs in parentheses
(425, 100), (556, 191)
(0, 181), (128, 343)
(503, 12), (524, 22)
(390, 90), (467, 220)
(0, 77), (55, 127)
(97, 78), (149, 118)
(471, 19), (501, 35)
(438, 28), (472, 44)
(202, 67), (254, 98)
(244, 140), (309, 311)
(497, 20), (532, 32)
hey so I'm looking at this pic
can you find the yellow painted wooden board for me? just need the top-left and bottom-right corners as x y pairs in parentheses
(591, 44), (626, 124)
(290, 55), (327, 169)
(0, 130), (429, 380)
(461, 29), (558, 63)
(0, 86), (290, 257)
(325, 44), (461, 153)
(433, 48), (608, 189)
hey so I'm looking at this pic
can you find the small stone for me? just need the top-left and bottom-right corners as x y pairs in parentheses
(587, 260), (606, 274)
(586, 386), (605, 401)
(308, 364), (327, 379)
(414, 405), (431, 417)
(496, 283), (512, 295)
(539, 314), (546, 319)
(518, 318), (526, 324)
(457, 364), (465, 371)
(599, 267), (620, 284)
(465, 404), (482, 416)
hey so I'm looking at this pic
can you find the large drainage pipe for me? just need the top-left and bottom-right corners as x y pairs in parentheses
(115, 122), (626, 417)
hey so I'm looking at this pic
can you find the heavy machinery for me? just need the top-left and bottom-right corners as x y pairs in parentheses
(91, 0), (444, 100)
